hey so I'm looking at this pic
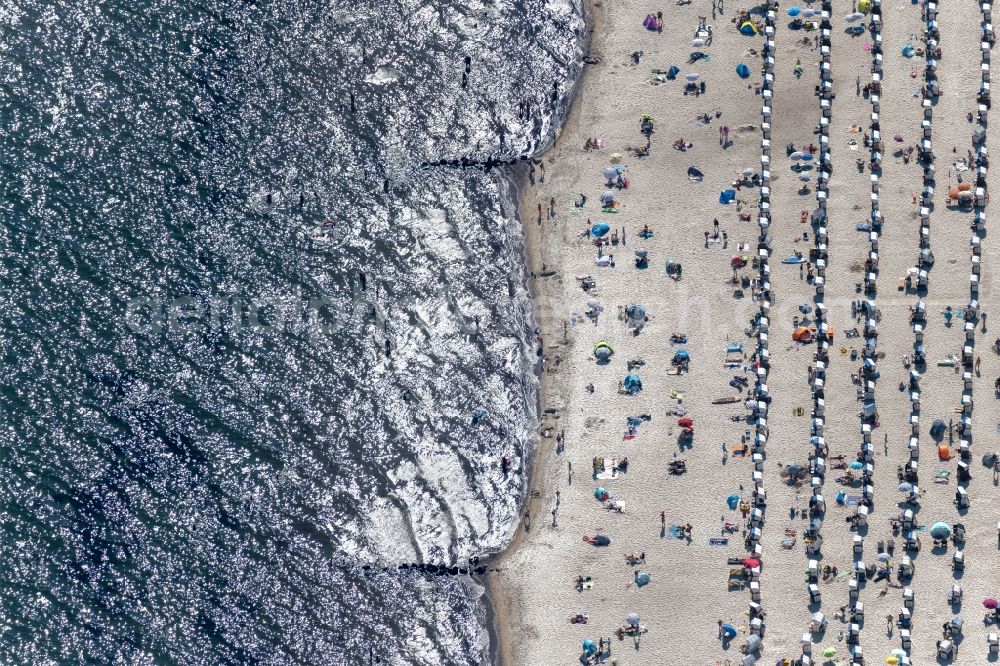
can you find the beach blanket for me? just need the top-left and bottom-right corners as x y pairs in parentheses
(709, 537), (730, 547)
(845, 495), (862, 506)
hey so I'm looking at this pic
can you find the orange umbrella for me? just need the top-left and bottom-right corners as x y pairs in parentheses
(938, 444), (952, 461)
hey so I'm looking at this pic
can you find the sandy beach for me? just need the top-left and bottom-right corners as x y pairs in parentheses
(490, 0), (1000, 663)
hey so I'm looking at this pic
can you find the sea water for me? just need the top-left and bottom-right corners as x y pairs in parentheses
(0, 0), (584, 663)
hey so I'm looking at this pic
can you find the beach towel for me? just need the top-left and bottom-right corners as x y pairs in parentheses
(669, 525), (686, 539)
(709, 537), (730, 547)
(845, 495), (862, 506)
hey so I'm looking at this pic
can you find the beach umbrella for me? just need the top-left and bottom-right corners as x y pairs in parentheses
(845, 12), (865, 22)
(600, 191), (616, 204)
(790, 151), (805, 160)
(673, 348), (690, 362)
(626, 304), (647, 321)
(802, 8), (815, 17)
(930, 522), (952, 539)
(635, 571), (651, 586)
(594, 341), (613, 360)
(885, 657), (899, 665)
(792, 326), (814, 342)
(603, 166), (619, 181)
(582, 639), (597, 655)
(736, 63), (751, 79)
(849, 460), (864, 470)
(984, 598), (999, 609)
(686, 73), (700, 82)
(799, 174), (812, 182)
(744, 557), (760, 568)
(877, 552), (892, 562)
(893, 134), (905, 142)
(739, 21), (758, 35)
(858, 0), (871, 11)
(623, 373), (642, 392)
(731, 255), (748, 268)
(800, 152), (814, 161)
(692, 38), (706, 47)
(609, 152), (624, 164)
(822, 647), (837, 658)
(677, 417), (694, 428)
(591, 222), (611, 237)
(787, 6), (802, 16)
(594, 487), (609, 501)
(898, 482), (913, 493)
(721, 623), (738, 638)
(586, 299), (603, 311)
(626, 613), (641, 627)
(902, 44), (915, 57)
(727, 493), (740, 509)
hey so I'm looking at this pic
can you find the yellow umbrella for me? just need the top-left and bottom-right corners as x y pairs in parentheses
(885, 657), (899, 665)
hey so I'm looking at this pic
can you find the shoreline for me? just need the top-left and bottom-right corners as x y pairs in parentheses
(484, 1), (600, 664)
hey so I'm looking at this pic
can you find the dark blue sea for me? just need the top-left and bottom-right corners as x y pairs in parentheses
(0, 1), (584, 663)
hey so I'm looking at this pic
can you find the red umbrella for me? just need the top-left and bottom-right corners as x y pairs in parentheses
(677, 417), (694, 428)
(985, 598), (999, 609)
(743, 557), (760, 568)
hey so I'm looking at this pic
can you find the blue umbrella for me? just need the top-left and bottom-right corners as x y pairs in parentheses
(673, 348), (690, 361)
(930, 522), (952, 539)
(722, 623), (738, 638)
(623, 373), (642, 392)
(849, 460), (864, 470)
(582, 639), (597, 655)
(736, 63), (751, 79)
(591, 222), (611, 237)
(800, 153), (814, 161)
(788, 6), (802, 16)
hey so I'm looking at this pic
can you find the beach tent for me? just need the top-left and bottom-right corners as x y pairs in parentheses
(792, 326), (815, 342)
(849, 460), (864, 470)
(688, 166), (704, 181)
(582, 639), (597, 655)
(787, 6), (801, 16)
(595, 487), (610, 501)
(731, 255), (748, 268)
(635, 572), (651, 587)
(901, 45), (915, 57)
(673, 349), (690, 363)
(623, 373), (643, 392)
(727, 494), (740, 509)
(930, 522), (952, 539)
(739, 21), (759, 35)
(736, 63), (751, 79)
(591, 222), (611, 237)
(643, 13), (657, 30)
(719, 188), (736, 204)
(626, 304), (647, 321)
(667, 65), (680, 79)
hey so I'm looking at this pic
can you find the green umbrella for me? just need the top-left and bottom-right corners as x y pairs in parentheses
(930, 522), (952, 539)
(822, 646), (837, 658)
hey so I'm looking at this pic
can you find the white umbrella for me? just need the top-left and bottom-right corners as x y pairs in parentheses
(626, 612), (641, 627)
(790, 151), (805, 160)
(802, 8), (815, 17)
(692, 38), (706, 46)
(845, 12), (864, 22)
(877, 552), (892, 562)
(586, 299), (604, 311)
(799, 174), (812, 182)
(686, 73), (700, 82)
